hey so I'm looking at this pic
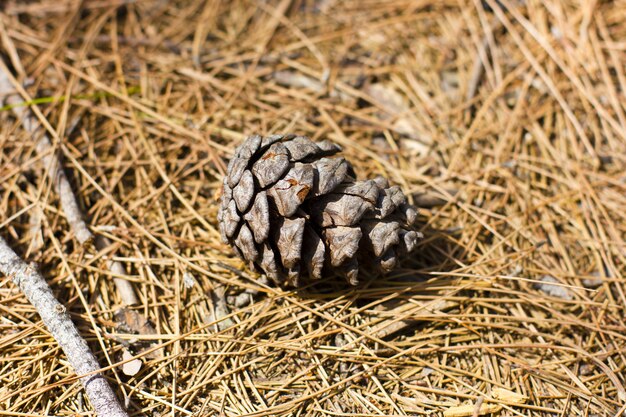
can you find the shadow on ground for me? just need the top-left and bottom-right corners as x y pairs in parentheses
(294, 223), (469, 300)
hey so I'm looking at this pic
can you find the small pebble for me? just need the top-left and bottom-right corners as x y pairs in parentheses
(183, 272), (195, 289)
(535, 275), (573, 300)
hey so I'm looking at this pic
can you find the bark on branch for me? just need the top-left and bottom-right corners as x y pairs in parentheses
(0, 62), (139, 306)
(0, 237), (128, 417)
(0, 65), (93, 245)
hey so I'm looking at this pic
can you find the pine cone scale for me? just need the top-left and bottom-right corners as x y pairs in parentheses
(310, 158), (349, 196)
(273, 217), (305, 270)
(221, 199), (240, 240)
(301, 225), (325, 279)
(226, 134), (261, 188)
(232, 170), (255, 212)
(243, 191), (270, 244)
(324, 226), (362, 267)
(251, 142), (291, 188)
(283, 136), (322, 160)
(362, 220), (401, 257)
(235, 224), (258, 262)
(267, 163), (314, 217)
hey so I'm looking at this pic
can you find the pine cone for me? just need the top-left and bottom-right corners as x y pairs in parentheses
(217, 134), (421, 286)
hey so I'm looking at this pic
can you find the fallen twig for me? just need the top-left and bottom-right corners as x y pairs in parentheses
(0, 65), (93, 245)
(0, 60), (142, 308)
(0, 236), (128, 417)
(209, 285), (235, 331)
(95, 235), (138, 306)
(466, 21), (503, 106)
(443, 387), (527, 417)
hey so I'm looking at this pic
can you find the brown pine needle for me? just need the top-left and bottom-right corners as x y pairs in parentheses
(0, 1), (625, 416)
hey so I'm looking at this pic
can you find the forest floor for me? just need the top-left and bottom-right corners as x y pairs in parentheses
(1, 0), (625, 416)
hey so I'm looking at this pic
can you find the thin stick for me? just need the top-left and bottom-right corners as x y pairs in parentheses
(95, 235), (139, 306)
(466, 35), (490, 104)
(0, 237), (128, 417)
(0, 65), (93, 245)
(0, 62), (139, 306)
(466, 20), (503, 105)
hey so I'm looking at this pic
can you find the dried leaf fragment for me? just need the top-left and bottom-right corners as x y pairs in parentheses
(364, 83), (427, 143)
(535, 275), (573, 300)
(442, 402), (501, 417)
(442, 388), (527, 417)
(491, 388), (528, 404)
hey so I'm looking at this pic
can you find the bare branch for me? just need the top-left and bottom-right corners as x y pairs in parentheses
(0, 236), (128, 417)
(0, 62), (141, 308)
(0, 64), (93, 245)
(95, 235), (139, 306)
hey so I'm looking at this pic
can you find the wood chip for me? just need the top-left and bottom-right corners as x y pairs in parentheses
(122, 350), (142, 377)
